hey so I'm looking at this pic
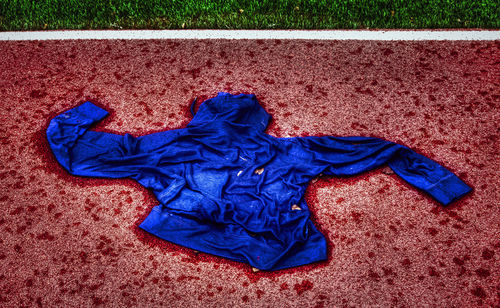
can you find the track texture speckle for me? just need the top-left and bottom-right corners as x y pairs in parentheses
(0, 39), (498, 307)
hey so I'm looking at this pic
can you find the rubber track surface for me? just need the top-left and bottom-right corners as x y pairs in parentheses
(0, 39), (498, 307)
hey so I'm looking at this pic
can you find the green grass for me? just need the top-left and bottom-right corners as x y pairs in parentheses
(0, 0), (498, 31)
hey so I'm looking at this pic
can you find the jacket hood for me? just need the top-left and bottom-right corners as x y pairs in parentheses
(188, 92), (271, 131)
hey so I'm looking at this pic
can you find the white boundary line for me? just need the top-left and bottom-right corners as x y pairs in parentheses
(0, 30), (499, 41)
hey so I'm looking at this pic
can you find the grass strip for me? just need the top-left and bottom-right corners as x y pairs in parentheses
(0, 0), (498, 31)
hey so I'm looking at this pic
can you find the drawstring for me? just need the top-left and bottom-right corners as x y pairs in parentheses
(190, 96), (198, 116)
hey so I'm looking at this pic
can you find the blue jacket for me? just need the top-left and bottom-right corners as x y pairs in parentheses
(46, 92), (472, 270)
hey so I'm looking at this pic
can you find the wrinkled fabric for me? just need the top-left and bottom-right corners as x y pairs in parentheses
(46, 92), (472, 270)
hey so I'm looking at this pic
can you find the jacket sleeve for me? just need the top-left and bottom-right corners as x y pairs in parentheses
(46, 102), (140, 178)
(295, 136), (472, 206)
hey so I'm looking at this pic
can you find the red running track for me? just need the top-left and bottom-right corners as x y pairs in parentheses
(0, 39), (498, 307)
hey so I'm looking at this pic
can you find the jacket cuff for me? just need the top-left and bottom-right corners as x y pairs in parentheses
(71, 101), (109, 122)
(425, 175), (472, 206)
